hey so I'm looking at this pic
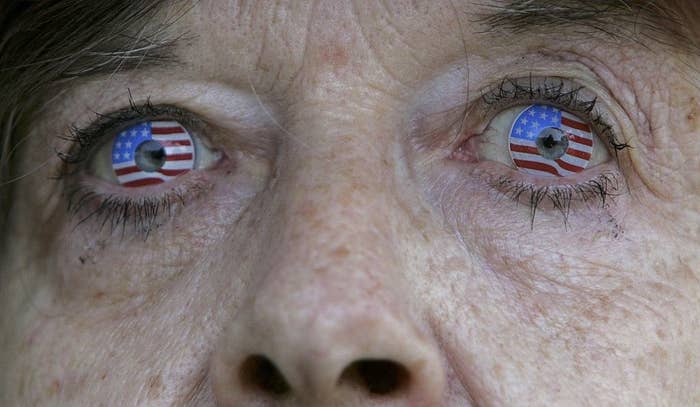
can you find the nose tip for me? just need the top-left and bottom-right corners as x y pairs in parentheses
(210, 306), (445, 406)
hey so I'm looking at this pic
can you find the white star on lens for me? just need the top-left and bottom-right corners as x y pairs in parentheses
(522, 118), (529, 125)
(124, 152), (131, 159)
(527, 131), (535, 138)
(130, 130), (136, 137)
(114, 153), (120, 160)
(116, 142), (122, 149)
(125, 141), (132, 148)
(516, 127), (523, 135)
(540, 113), (548, 120)
(531, 121), (539, 127)
(528, 110), (536, 116)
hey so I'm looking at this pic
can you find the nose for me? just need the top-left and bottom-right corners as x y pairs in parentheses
(211, 292), (444, 406)
(209, 150), (445, 406)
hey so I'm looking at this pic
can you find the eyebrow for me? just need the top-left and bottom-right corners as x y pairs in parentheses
(476, 0), (698, 55)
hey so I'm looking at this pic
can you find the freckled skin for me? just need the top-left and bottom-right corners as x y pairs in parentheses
(1, 1), (700, 406)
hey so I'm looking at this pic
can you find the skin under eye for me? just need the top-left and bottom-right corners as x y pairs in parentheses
(90, 120), (221, 187)
(471, 104), (610, 178)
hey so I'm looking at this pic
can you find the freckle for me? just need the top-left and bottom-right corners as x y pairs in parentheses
(320, 44), (349, 70)
(298, 200), (317, 219)
(93, 291), (105, 300)
(339, 191), (354, 207)
(492, 362), (504, 379)
(50, 379), (60, 395)
(101, 373), (107, 380)
(634, 356), (647, 369)
(78, 256), (86, 264)
(468, 304), (482, 318)
(656, 328), (667, 340)
(146, 374), (163, 399)
(331, 246), (350, 259)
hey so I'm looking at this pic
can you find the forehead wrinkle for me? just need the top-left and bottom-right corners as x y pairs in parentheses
(474, 0), (699, 56)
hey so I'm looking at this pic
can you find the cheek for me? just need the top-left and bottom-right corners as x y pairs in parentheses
(4, 272), (225, 405)
(420, 209), (700, 401)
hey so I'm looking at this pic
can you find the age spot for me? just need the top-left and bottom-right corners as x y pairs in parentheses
(146, 374), (163, 400)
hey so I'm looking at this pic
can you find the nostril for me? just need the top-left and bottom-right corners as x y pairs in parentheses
(338, 359), (411, 396)
(239, 355), (291, 398)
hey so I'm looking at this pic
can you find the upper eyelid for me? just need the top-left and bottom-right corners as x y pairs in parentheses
(471, 77), (630, 154)
(58, 102), (205, 168)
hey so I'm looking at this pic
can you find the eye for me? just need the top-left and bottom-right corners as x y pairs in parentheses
(471, 104), (610, 177)
(89, 120), (221, 187)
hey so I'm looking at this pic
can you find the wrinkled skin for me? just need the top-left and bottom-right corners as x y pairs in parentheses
(1, 1), (700, 406)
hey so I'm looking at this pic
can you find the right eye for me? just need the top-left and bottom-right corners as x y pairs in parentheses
(473, 104), (611, 178)
(89, 120), (221, 187)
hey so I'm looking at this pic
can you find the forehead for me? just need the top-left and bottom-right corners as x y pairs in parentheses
(174, 0), (479, 91)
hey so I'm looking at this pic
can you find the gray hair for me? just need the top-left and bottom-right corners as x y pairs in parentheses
(0, 0), (181, 234)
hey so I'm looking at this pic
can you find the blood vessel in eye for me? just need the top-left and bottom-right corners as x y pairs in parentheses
(508, 104), (593, 177)
(111, 121), (196, 187)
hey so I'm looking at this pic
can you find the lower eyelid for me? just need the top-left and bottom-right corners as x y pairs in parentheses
(440, 159), (625, 223)
(64, 153), (236, 235)
(65, 177), (211, 235)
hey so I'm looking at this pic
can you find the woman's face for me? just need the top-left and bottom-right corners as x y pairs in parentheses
(2, 1), (699, 405)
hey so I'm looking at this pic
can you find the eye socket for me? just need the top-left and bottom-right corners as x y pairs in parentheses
(89, 120), (221, 187)
(474, 104), (609, 177)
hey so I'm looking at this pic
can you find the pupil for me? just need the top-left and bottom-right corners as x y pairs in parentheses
(535, 127), (569, 160)
(134, 140), (167, 172)
(543, 135), (556, 149)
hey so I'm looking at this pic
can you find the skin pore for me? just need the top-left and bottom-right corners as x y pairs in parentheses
(1, 0), (699, 406)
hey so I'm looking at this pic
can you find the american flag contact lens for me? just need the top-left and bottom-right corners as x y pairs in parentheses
(111, 121), (196, 187)
(508, 104), (594, 177)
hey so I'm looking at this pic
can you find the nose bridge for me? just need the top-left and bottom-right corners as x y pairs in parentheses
(253, 122), (409, 358)
(210, 111), (445, 404)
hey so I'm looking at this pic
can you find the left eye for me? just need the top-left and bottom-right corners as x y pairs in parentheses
(475, 104), (610, 177)
(89, 120), (220, 187)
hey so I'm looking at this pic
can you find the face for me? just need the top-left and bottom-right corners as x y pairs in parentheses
(1, 1), (699, 405)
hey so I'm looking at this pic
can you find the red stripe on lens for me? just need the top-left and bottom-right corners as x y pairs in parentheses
(121, 178), (165, 187)
(509, 144), (540, 155)
(512, 159), (561, 176)
(561, 117), (591, 132)
(165, 153), (194, 161)
(114, 166), (140, 176)
(566, 133), (593, 147)
(151, 126), (185, 135)
(555, 159), (585, 173)
(159, 140), (192, 147)
(566, 148), (592, 160)
(158, 169), (190, 176)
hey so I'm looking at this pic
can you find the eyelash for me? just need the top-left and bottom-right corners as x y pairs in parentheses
(65, 184), (187, 239)
(489, 171), (621, 227)
(481, 76), (630, 153)
(467, 76), (630, 225)
(57, 96), (207, 238)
